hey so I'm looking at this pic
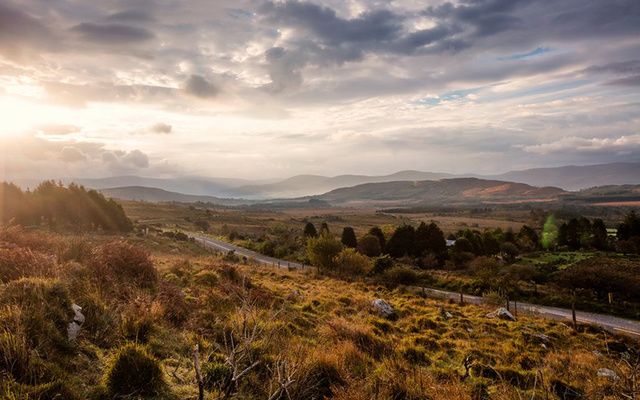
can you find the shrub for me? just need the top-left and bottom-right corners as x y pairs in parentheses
(157, 282), (190, 326)
(381, 266), (419, 287)
(194, 270), (219, 286)
(358, 234), (382, 257)
(372, 255), (394, 274)
(0, 247), (55, 283)
(91, 241), (157, 288)
(203, 360), (232, 391)
(332, 248), (371, 277)
(104, 343), (165, 397)
(307, 234), (343, 273)
(58, 238), (92, 263)
(291, 354), (345, 399)
(0, 278), (73, 352)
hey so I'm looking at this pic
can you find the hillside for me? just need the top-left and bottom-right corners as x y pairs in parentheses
(490, 162), (640, 191)
(316, 178), (565, 206)
(0, 228), (634, 399)
(99, 186), (251, 206)
(232, 170), (455, 199)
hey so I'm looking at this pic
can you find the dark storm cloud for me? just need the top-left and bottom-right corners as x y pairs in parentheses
(0, 2), (58, 58)
(184, 75), (219, 98)
(71, 23), (155, 44)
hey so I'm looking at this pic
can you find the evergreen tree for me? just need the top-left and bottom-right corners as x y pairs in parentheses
(385, 225), (415, 258)
(368, 226), (386, 250)
(303, 222), (318, 238)
(341, 227), (358, 248)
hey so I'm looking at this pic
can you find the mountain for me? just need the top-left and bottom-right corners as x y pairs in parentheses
(232, 170), (455, 198)
(315, 178), (566, 206)
(488, 162), (640, 191)
(99, 186), (251, 206)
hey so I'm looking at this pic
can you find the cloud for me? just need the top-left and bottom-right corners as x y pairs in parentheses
(122, 150), (149, 168)
(184, 75), (219, 98)
(37, 124), (81, 135)
(107, 10), (155, 23)
(523, 135), (640, 155)
(71, 23), (155, 44)
(150, 123), (172, 134)
(0, 2), (57, 59)
(59, 146), (87, 162)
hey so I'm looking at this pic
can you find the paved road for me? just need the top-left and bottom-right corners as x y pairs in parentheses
(192, 234), (306, 269)
(191, 234), (640, 338)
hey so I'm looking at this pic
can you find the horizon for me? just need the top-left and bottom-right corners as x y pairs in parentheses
(1, 0), (640, 180)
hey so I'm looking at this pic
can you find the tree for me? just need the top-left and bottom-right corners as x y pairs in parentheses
(319, 222), (330, 235)
(358, 234), (382, 257)
(499, 242), (519, 264)
(591, 219), (608, 250)
(303, 222), (318, 238)
(341, 227), (358, 248)
(385, 225), (415, 258)
(306, 234), (343, 274)
(517, 225), (539, 252)
(368, 226), (386, 250)
(541, 215), (558, 250)
(617, 210), (640, 240)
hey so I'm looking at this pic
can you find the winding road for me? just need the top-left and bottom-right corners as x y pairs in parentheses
(191, 233), (640, 338)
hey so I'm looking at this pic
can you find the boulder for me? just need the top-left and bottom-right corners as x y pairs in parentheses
(371, 299), (396, 319)
(439, 307), (453, 320)
(486, 307), (516, 321)
(597, 368), (619, 380)
(67, 303), (85, 342)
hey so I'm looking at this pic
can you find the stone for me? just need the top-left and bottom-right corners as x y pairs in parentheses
(439, 307), (453, 320)
(371, 299), (396, 319)
(486, 307), (516, 321)
(597, 368), (619, 380)
(67, 303), (85, 342)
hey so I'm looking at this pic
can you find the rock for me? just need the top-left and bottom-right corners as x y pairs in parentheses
(486, 307), (516, 321)
(439, 307), (453, 320)
(371, 299), (396, 319)
(597, 368), (619, 380)
(67, 303), (85, 342)
(551, 379), (584, 400)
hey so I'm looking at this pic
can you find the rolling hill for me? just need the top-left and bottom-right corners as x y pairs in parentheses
(98, 186), (250, 206)
(315, 178), (566, 206)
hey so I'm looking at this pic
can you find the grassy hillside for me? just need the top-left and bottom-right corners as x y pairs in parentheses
(0, 227), (637, 399)
(317, 178), (565, 206)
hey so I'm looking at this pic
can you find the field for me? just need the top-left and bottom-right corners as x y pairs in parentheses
(0, 226), (638, 399)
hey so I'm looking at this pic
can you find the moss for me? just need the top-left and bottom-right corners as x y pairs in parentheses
(104, 343), (166, 398)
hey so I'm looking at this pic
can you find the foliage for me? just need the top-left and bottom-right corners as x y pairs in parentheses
(91, 241), (158, 288)
(358, 233), (382, 257)
(303, 222), (318, 238)
(104, 343), (166, 397)
(306, 233), (343, 273)
(341, 226), (358, 248)
(0, 181), (132, 232)
(385, 225), (415, 257)
(332, 248), (371, 276)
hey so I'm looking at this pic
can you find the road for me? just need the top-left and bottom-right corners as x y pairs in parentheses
(192, 234), (306, 269)
(191, 234), (640, 338)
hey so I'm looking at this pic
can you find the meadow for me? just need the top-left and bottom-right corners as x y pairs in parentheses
(0, 226), (638, 399)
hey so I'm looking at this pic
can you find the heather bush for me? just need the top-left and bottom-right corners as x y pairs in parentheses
(104, 343), (166, 397)
(91, 241), (158, 288)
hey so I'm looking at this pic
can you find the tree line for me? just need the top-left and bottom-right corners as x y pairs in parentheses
(0, 181), (132, 232)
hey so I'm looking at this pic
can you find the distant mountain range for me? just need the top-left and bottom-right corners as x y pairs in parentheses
(98, 186), (249, 206)
(9, 162), (640, 201)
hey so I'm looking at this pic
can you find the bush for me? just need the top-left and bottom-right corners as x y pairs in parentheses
(332, 248), (371, 277)
(307, 234), (343, 273)
(0, 247), (56, 283)
(358, 234), (382, 257)
(0, 278), (73, 352)
(91, 241), (158, 288)
(104, 344), (165, 397)
(381, 266), (419, 287)
(203, 360), (232, 391)
(372, 255), (394, 274)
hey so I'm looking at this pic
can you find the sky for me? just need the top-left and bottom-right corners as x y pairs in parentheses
(0, 0), (639, 180)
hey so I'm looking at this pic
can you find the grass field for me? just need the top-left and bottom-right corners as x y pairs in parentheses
(1, 227), (637, 399)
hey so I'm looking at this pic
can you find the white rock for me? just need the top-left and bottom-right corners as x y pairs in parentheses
(597, 368), (619, 380)
(67, 303), (85, 342)
(486, 307), (516, 321)
(371, 299), (396, 319)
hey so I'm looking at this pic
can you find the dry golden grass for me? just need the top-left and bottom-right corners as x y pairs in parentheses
(0, 227), (637, 399)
